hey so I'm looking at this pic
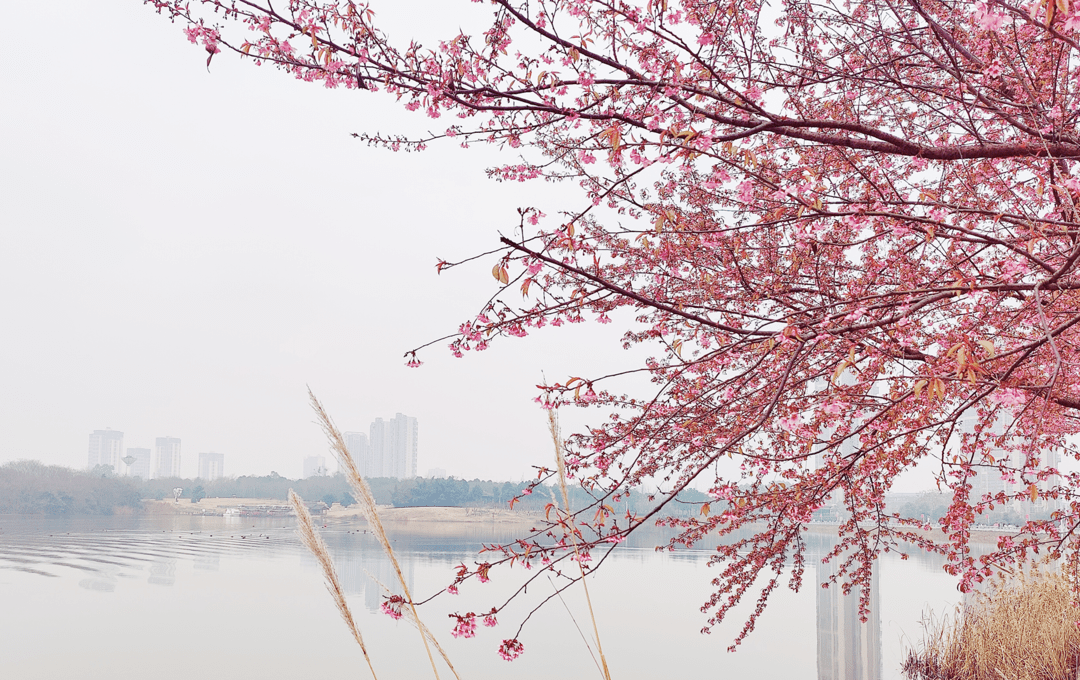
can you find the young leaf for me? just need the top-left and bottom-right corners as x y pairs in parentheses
(914, 379), (927, 398)
(931, 377), (946, 401)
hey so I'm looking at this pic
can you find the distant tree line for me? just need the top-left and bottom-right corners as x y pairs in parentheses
(0, 460), (711, 517)
(4, 460), (1056, 526)
(141, 472), (672, 514)
(895, 491), (1056, 526)
(0, 461), (142, 515)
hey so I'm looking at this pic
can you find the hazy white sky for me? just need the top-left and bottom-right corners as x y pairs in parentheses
(0, 1), (637, 480)
(0, 1), (949, 492)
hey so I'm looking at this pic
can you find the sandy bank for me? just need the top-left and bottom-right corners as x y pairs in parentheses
(141, 498), (541, 524)
(329, 505), (541, 524)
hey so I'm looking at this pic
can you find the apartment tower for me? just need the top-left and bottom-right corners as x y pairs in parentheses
(154, 437), (182, 479)
(87, 429), (124, 474)
(198, 452), (225, 481)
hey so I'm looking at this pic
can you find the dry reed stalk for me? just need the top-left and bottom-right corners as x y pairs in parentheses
(547, 574), (604, 676)
(902, 565), (1080, 680)
(548, 408), (613, 680)
(288, 489), (379, 680)
(308, 389), (443, 680)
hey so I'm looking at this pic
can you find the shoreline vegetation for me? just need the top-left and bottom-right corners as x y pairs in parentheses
(902, 566), (1080, 680)
(0, 460), (142, 516)
(0, 459), (705, 518)
(0, 461), (1057, 537)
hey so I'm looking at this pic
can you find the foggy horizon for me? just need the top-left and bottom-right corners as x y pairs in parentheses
(1, 2), (628, 483)
(1, 3), (958, 493)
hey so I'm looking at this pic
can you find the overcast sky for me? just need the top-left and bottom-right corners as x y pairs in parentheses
(0, 2), (951, 493)
(0, 1), (642, 481)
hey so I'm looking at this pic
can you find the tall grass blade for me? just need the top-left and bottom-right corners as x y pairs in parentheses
(309, 388), (444, 680)
(288, 489), (379, 680)
(549, 408), (612, 680)
(548, 574), (604, 676)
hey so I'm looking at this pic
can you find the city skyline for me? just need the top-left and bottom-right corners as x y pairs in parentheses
(81, 419), (429, 481)
(78, 409), (427, 480)
(345, 412), (419, 479)
(85, 430), (231, 481)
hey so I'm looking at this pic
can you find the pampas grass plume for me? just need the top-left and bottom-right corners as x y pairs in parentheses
(548, 408), (613, 680)
(309, 388), (444, 680)
(288, 489), (379, 680)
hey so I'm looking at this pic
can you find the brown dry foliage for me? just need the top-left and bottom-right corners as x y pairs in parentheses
(902, 567), (1080, 680)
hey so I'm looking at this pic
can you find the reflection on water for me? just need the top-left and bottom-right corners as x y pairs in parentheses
(0, 516), (965, 680)
(79, 575), (117, 592)
(0, 516), (297, 587)
(804, 530), (973, 680)
(194, 551), (220, 571)
(817, 558), (881, 680)
(148, 558), (176, 586)
(319, 532), (417, 612)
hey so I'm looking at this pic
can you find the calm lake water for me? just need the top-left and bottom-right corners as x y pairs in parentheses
(0, 514), (963, 679)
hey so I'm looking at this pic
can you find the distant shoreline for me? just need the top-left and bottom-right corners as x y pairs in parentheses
(142, 497), (542, 524)
(142, 498), (1020, 541)
(5, 495), (1034, 543)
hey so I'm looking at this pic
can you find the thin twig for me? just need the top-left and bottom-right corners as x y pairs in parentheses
(367, 572), (463, 680)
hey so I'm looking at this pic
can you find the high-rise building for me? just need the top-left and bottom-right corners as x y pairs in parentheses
(366, 413), (418, 479)
(303, 455), (328, 478)
(124, 447), (152, 480)
(960, 414), (1064, 514)
(343, 432), (370, 475)
(369, 418), (389, 477)
(88, 429), (124, 474)
(389, 413), (418, 479)
(198, 452), (225, 481)
(154, 437), (182, 479)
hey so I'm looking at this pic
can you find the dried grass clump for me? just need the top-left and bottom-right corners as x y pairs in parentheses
(902, 567), (1080, 680)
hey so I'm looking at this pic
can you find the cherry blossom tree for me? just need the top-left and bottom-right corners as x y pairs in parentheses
(148, 0), (1080, 654)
